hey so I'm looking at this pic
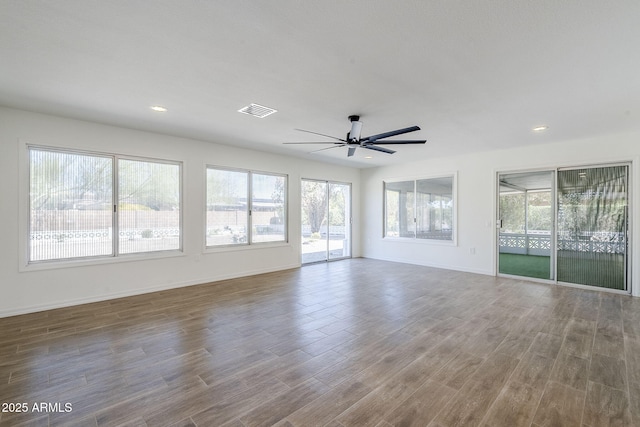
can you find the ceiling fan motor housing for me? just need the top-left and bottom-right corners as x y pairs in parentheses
(348, 115), (363, 142)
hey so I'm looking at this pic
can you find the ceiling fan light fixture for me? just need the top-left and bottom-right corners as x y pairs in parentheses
(238, 103), (278, 118)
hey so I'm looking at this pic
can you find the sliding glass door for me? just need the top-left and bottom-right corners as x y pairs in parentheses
(301, 179), (351, 264)
(497, 164), (630, 292)
(557, 166), (629, 290)
(498, 171), (554, 280)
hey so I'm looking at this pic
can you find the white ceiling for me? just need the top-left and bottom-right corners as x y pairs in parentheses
(1, 1), (639, 168)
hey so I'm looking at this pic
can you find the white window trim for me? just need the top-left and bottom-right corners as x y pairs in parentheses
(20, 142), (183, 271)
(204, 164), (288, 250)
(383, 172), (458, 246)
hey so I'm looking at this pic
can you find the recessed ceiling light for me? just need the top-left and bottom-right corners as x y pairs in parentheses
(150, 105), (168, 112)
(238, 103), (278, 118)
(364, 156), (373, 159)
(532, 125), (548, 132)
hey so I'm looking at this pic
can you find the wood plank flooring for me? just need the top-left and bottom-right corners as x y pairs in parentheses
(1, 258), (639, 426)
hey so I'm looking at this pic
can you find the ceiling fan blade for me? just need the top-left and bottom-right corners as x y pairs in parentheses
(287, 121), (424, 157)
(363, 145), (396, 154)
(283, 142), (341, 144)
(361, 125), (420, 143)
(367, 140), (427, 145)
(294, 128), (346, 142)
(310, 144), (346, 153)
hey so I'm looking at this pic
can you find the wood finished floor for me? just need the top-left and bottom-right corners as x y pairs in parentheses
(1, 258), (640, 427)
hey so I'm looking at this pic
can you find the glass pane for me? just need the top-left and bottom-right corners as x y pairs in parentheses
(206, 168), (248, 246)
(416, 176), (453, 240)
(498, 171), (553, 280)
(29, 149), (113, 261)
(301, 180), (328, 263)
(557, 166), (628, 290)
(118, 159), (181, 254)
(328, 183), (351, 260)
(385, 181), (414, 238)
(527, 191), (552, 232)
(499, 192), (525, 233)
(251, 173), (286, 243)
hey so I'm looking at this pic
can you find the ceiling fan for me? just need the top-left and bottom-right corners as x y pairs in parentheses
(284, 115), (426, 157)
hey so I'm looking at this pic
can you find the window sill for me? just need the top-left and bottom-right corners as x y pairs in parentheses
(382, 236), (457, 247)
(203, 241), (291, 254)
(20, 250), (185, 272)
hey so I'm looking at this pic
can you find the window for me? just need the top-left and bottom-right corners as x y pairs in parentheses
(384, 180), (415, 238)
(384, 175), (455, 241)
(206, 168), (249, 246)
(28, 146), (181, 263)
(118, 159), (181, 254)
(206, 166), (287, 247)
(251, 172), (286, 243)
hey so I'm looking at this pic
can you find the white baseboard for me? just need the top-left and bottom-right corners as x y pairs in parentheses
(0, 262), (301, 318)
(362, 255), (494, 276)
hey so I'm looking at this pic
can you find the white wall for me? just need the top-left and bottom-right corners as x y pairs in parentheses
(3, 107), (637, 318)
(361, 131), (640, 297)
(0, 107), (361, 317)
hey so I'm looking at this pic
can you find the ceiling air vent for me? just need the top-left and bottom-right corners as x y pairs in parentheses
(238, 103), (278, 118)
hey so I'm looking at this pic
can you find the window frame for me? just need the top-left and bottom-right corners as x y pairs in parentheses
(26, 144), (183, 265)
(205, 165), (288, 249)
(383, 173), (457, 244)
